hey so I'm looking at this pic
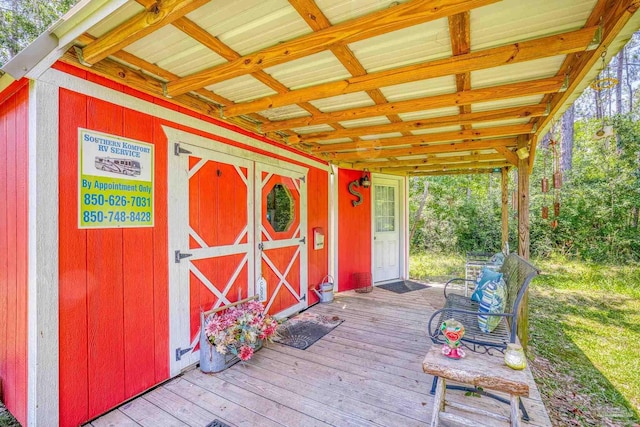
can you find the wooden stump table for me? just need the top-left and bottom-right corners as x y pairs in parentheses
(422, 345), (529, 427)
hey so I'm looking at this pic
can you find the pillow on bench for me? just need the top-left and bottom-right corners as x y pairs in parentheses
(471, 267), (503, 303)
(478, 277), (507, 333)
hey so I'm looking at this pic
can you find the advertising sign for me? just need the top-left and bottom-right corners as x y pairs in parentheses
(78, 128), (154, 228)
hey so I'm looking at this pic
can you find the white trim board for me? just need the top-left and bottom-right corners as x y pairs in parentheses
(27, 80), (60, 426)
(37, 68), (328, 172)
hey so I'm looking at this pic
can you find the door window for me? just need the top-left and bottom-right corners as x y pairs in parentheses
(375, 185), (395, 232)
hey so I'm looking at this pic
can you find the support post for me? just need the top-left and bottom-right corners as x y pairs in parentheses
(517, 136), (530, 348)
(501, 167), (509, 253)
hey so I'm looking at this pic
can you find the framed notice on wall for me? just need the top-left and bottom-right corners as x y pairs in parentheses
(78, 128), (154, 228)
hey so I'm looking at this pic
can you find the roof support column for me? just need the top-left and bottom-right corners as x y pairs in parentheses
(516, 136), (530, 348)
(501, 167), (509, 254)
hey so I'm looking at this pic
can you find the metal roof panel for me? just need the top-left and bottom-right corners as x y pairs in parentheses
(264, 51), (351, 90)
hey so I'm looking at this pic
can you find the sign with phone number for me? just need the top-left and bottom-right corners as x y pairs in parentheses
(78, 129), (154, 228)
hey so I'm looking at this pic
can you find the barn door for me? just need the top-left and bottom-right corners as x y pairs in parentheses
(255, 164), (308, 318)
(172, 144), (254, 371)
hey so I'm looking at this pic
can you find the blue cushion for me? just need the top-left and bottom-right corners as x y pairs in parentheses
(478, 278), (507, 333)
(471, 267), (503, 302)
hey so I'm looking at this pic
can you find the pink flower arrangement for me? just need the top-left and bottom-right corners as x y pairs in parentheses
(204, 300), (278, 361)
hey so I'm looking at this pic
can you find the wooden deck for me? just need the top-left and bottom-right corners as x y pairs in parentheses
(87, 286), (552, 427)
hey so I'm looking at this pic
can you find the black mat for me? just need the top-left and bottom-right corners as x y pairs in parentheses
(377, 280), (430, 294)
(274, 313), (343, 350)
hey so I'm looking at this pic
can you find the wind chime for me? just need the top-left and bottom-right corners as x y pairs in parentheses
(541, 125), (562, 228)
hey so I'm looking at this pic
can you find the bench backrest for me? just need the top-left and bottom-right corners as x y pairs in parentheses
(499, 253), (541, 317)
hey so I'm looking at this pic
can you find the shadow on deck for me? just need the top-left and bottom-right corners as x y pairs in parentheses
(87, 286), (551, 426)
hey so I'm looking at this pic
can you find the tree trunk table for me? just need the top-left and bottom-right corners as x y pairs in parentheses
(422, 345), (529, 427)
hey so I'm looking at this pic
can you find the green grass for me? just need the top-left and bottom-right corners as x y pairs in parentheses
(410, 251), (640, 426)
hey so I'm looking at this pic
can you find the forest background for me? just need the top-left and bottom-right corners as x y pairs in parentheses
(2, 1), (639, 425)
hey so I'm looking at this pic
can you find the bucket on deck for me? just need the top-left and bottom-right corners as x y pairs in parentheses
(313, 275), (334, 303)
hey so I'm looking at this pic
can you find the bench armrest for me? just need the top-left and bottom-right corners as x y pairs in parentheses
(443, 278), (475, 298)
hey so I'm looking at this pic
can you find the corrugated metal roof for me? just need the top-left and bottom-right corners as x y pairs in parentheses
(380, 76), (457, 102)
(206, 75), (277, 103)
(258, 104), (310, 122)
(264, 51), (351, 90)
(470, 0), (596, 50)
(471, 56), (567, 89)
(471, 95), (546, 113)
(86, 1), (143, 38)
(126, 26), (227, 77)
(315, 0), (410, 25)
(309, 91), (375, 113)
(188, 0), (311, 56)
(348, 18), (452, 73)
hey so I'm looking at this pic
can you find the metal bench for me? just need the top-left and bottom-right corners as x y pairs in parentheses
(426, 253), (540, 420)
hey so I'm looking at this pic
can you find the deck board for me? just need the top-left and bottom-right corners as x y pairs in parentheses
(84, 286), (551, 427)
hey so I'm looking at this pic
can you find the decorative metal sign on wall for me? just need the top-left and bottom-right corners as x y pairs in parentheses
(78, 128), (154, 228)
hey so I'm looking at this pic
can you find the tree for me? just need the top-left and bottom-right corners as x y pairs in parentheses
(0, 0), (77, 66)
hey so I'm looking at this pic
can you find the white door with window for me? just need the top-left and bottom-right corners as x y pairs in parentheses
(373, 178), (400, 282)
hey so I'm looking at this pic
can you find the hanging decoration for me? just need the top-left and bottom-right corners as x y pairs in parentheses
(549, 137), (561, 229)
(541, 136), (550, 219)
(591, 49), (618, 141)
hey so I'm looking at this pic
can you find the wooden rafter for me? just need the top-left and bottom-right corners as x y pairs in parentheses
(323, 138), (517, 161)
(312, 124), (532, 153)
(376, 160), (510, 173)
(165, 0), (500, 96)
(222, 26), (596, 117)
(530, 0), (640, 170)
(349, 153), (506, 169)
(409, 168), (500, 176)
(494, 146), (519, 166)
(297, 104), (547, 143)
(288, 0), (410, 139)
(80, 0), (210, 65)
(260, 76), (565, 132)
(448, 11), (472, 131)
(59, 49), (292, 146)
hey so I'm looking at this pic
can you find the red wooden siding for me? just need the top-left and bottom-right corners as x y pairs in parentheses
(307, 168), (329, 304)
(58, 79), (170, 426)
(55, 62), (329, 425)
(0, 79), (29, 426)
(338, 169), (372, 291)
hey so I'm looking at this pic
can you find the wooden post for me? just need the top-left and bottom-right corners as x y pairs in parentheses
(517, 136), (531, 348)
(501, 167), (509, 253)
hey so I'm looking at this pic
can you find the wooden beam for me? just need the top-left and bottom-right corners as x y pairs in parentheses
(323, 138), (516, 161)
(517, 135), (531, 348)
(532, 0), (640, 155)
(165, 0), (501, 96)
(59, 49), (291, 147)
(350, 153), (505, 169)
(494, 146), (519, 166)
(448, 11), (472, 128)
(80, 0), (210, 65)
(313, 124), (532, 153)
(298, 104), (547, 143)
(223, 26), (597, 117)
(260, 76), (565, 132)
(501, 167), (509, 253)
(376, 160), (510, 173)
(409, 168), (500, 176)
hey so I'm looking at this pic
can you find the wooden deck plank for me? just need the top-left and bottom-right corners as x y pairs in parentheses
(164, 377), (284, 427)
(85, 286), (551, 427)
(90, 409), (140, 426)
(142, 386), (236, 427)
(118, 397), (188, 427)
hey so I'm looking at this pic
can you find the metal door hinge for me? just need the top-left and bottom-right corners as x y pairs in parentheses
(299, 237), (306, 244)
(174, 143), (192, 156)
(175, 250), (193, 263)
(175, 347), (192, 361)
(299, 176), (306, 183)
(258, 242), (264, 251)
(299, 294), (306, 302)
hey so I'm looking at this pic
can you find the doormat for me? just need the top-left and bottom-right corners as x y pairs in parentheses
(206, 420), (231, 427)
(377, 280), (430, 294)
(273, 312), (343, 350)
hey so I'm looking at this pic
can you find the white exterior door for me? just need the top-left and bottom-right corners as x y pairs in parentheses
(373, 178), (400, 282)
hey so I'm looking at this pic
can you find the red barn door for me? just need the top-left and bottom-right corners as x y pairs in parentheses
(255, 164), (308, 318)
(169, 139), (307, 373)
